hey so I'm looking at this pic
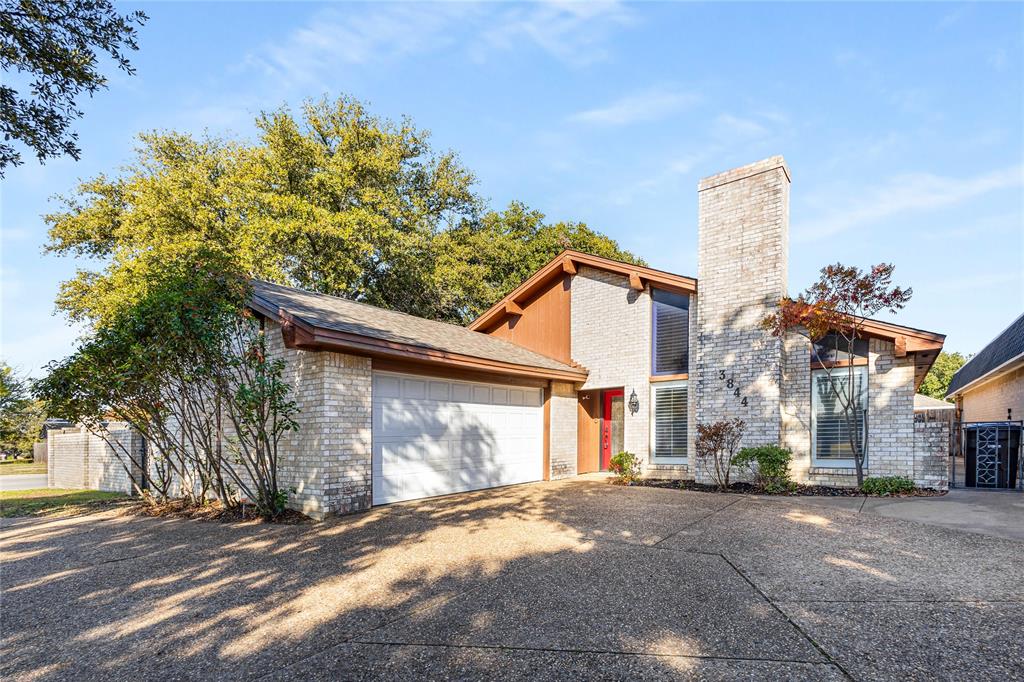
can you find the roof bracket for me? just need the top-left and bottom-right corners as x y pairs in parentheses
(629, 272), (644, 291)
(505, 300), (524, 316)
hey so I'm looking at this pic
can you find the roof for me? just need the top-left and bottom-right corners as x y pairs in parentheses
(947, 313), (1024, 396)
(914, 394), (955, 411)
(469, 249), (697, 332)
(249, 280), (588, 382)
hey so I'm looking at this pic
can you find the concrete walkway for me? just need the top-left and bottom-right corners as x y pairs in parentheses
(1, 478), (1021, 681)
(0, 473), (47, 491)
(785, 488), (1024, 541)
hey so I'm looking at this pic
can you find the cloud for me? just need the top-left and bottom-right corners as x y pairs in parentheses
(712, 113), (768, 139)
(925, 271), (1021, 295)
(569, 88), (700, 126)
(244, 2), (635, 89)
(794, 164), (1024, 243)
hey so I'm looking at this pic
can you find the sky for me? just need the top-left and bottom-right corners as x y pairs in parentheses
(2, 1), (1022, 376)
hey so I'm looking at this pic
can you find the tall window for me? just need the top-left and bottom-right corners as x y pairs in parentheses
(812, 333), (868, 364)
(812, 366), (868, 463)
(651, 381), (688, 460)
(652, 288), (689, 375)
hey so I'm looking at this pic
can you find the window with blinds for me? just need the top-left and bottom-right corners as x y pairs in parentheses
(652, 288), (689, 375)
(651, 381), (688, 460)
(812, 367), (868, 462)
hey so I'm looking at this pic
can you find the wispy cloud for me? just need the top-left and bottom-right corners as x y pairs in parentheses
(712, 113), (768, 139)
(569, 88), (700, 126)
(926, 271), (1021, 295)
(794, 164), (1024, 243)
(244, 2), (635, 89)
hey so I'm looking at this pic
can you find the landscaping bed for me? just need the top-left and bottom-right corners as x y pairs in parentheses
(124, 498), (312, 524)
(629, 478), (946, 497)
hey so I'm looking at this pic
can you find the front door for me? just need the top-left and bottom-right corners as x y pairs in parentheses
(601, 389), (625, 470)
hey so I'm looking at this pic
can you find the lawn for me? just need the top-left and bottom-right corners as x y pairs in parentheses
(0, 459), (47, 476)
(0, 488), (127, 518)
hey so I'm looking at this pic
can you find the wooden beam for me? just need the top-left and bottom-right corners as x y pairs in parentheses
(629, 272), (644, 291)
(561, 258), (577, 275)
(894, 335), (907, 358)
(505, 300), (524, 316)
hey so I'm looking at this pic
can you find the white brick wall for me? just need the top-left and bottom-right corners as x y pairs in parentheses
(47, 424), (141, 494)
(549, 381), (578, 479)
(694, 157), (790, 483)
(571, 266), (653, 466)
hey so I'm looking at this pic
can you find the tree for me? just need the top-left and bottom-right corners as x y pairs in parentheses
(1, 0), (147, 174)
(762, 263), (913, 487)
(919, 351), (967, 401)
(0, 362), (45, 457)
(695, 419), (745, 490)
(431, 201), (643, 323)
(45, 94), (639, 326)
(35, 251), (300, 519)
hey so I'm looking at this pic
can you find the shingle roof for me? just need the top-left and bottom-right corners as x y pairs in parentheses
(250, 280), (583, 376)
(947, 313), (1024, 396)
(914, 394), (955, 411)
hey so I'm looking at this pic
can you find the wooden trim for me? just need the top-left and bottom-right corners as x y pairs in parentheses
(468, 249), (697, 331)
(894, 335), (907, 358)
(811, 358), (869, 370)
(371, 358), (550, 388)
(505, 300), (524, 316)
(650, 373), (689, 383)
(629, 272), (644, 291)
(542, 384), (552, 481)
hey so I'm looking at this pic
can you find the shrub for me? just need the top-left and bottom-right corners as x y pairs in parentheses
(861, 476), (915, 495)
(695, 419), (745, 490)
(608, 451), (641, 484)
(732, 445), (793, 492)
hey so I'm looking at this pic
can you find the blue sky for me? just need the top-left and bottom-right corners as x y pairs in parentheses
(2, 1), (1022, 375)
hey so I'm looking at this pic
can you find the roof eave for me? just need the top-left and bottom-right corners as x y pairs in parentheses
(947, 352), (1024, 398)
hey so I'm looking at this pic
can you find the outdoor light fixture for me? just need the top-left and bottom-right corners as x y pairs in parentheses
(628, 389), (639, 415)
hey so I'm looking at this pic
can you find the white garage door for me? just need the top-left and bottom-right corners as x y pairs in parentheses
(372, 371), (544, 505)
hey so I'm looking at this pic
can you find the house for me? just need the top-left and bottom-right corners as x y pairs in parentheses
(947, 313), (1024, 423)
(245, 156), (949, 519)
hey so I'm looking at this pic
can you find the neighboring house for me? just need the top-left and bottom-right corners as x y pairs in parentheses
(947, 313), (1024, 423)
(242, 156), (948, 519)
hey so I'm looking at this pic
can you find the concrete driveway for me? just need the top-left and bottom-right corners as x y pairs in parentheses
(0, 473), (48, 491)
(1, 479), (1021, 681)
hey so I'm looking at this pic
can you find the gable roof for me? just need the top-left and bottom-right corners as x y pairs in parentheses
(469, 249), (698, 332)
(914, 393), (955, 411)
(249, 280), (588, 382)
(947, 313), (1024, 397)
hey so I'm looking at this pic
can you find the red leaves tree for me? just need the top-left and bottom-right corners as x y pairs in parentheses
(762, 263), (912, 487)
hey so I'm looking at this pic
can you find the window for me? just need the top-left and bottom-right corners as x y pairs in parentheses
(811, 366), (867, 465)
(812, 333), (868, 365)
(652, 288), (689, 375)
(650, 381), (688, 460)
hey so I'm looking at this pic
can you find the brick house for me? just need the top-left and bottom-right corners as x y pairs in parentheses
(244, 156), (949, 519)
(947, 313), (1024, 423)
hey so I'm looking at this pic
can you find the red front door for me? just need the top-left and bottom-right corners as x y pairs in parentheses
(601, 389), (624, 470)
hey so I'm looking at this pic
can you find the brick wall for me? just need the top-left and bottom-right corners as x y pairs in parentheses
(570, 266), (653, 468)
(913, 420), (949, 489)
(266, 320), (373, 519)
(694, 156), (790, 483)
(960, 365), (1024, 422)
(781, 332), (812, 482)
(48, 424), (141, 494)
(549, 381), (578, 479)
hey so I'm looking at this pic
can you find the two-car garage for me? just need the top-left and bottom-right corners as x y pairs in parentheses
(371, 372), (545, 504)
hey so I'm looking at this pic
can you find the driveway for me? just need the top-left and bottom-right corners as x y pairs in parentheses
(1, 479), (1021, 681)
(0, 473), (47, 491)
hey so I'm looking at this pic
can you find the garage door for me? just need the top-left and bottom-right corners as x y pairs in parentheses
(372, 372), (544, 504)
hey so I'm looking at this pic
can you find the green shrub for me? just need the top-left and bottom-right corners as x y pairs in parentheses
(732, 445), (793, 492)
(608, 451), (641, 484)
(861, 476), (915, 495)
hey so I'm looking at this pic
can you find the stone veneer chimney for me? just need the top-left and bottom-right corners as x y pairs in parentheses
(694, 156), (791, 475)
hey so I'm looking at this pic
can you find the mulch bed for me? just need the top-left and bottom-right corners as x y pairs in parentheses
(626, 479), (946, 498)
(123, 499), (313, 524)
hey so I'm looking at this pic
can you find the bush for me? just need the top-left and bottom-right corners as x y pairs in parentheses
(861, 476), (915, 495)
(695, 419), (745, 490)
(608, 451), (641, 484)
(732, 445), (793, 492)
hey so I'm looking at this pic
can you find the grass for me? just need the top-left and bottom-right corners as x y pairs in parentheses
(0, 488), (127, 518)
(0, 459), (47, 476)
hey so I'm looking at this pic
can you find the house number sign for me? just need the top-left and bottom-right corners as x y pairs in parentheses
(718, 370), (748, 407)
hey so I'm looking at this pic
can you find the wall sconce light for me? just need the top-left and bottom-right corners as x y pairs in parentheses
(628, 389), (640, 415)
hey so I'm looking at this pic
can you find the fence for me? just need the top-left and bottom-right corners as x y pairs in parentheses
(47, 424), (144, 494)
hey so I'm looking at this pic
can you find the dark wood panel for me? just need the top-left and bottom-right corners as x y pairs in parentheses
(482, 274), (571, 364)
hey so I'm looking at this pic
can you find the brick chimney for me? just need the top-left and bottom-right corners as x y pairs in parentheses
(694, 156), (791, 468)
